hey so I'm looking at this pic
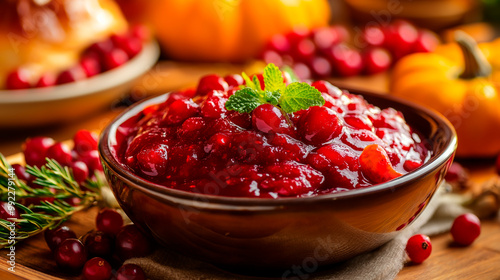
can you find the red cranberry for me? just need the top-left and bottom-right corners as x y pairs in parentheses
(413, 30), (439, 53)
(312, 26), (342, 50)
(363, 47), (392, 75)
(80, 150), (103, 173)
(96, 208), (124, 236)
(362, 26), (385, 47)
(83, 231), (114, 258)
(406, 234), (432, 264)
(116, 264), (146, 280)
(196, 74), (228, 96)
(292, 62), (312, 80)
(309, 56), (332, 78)
(179, 117), (206, 136)
(115, 224), (152, 261)
(224, 74), (244, 88)
(310, 81), (342, 98)
(201, 92), (227, 118)
(0, 201), (20, 220)
(298, 106), (342, 145)
(83, 257), (112, 280)
(136, 144), (169, 177)
(444, 162), (468, 184)
(73, 129), (99, 156)
(403, 159), (422, 172)
(87, 40), (114, 56)
(80, 54), (102, 77)
(162, 99), (199, 125)
(130, 24), (150, 41)
(266, 33), (291, 53)
(5, 68), (31, 90)
(252, 104), (291, 134)
(286, 26), (310, 44)
(118, 36), (143, 58)
(11, 163), (32, 182)
(104, 48), (129, 70)
(292, 38), (316, 62)
(55, 238), (87, 270)
(384, 20), (418, 60)
(252, 73), (265, 90)
(327, 44), (363, 77)
(35, 73), (56, 88)
(450, 213), (481, 246)
(261, 50), (284, 67)
(56, 66), (86, 85)
(23, 136), (55, 167)
(44, 226), (77, 252)
(70, 161), (89, 184)
(46, 142), (73, 166)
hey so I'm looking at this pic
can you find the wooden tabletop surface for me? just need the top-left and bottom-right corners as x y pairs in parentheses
(1, 61), (500, 280)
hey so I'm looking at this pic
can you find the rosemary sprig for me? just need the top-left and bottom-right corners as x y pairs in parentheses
(0, 153), (104, 248)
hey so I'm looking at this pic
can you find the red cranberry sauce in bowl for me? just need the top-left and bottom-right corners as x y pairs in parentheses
(113, 73), (431, 199)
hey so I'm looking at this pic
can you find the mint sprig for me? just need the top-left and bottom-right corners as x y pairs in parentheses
(225, 63), (325, 114)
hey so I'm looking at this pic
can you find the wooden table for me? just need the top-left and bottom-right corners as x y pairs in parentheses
(1, 62), (499, 280)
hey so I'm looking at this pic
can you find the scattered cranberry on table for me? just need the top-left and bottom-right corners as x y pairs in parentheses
(44, 226), (77, 253)
(406, 234), (432, 264)
(450, 213), (481, 246)
(83, 257), (112, 280)
(55, 238), (87, 270)
(96, 208), (125, 236)
(260, 20), (439, 79)
(116, 263), (147, 280)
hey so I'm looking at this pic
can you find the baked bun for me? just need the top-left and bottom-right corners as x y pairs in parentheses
(0, 0), (127, 88)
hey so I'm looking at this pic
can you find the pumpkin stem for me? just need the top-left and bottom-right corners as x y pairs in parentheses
(455, 31), (492, 79)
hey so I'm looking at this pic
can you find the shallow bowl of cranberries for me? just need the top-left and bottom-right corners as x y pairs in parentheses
(0, 39), (159, 128)
(99, 74), (456, 272)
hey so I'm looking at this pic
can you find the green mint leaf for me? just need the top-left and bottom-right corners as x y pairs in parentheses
(263, 63), (285, 93)
(264, 90), (280, 106)
(241, 72), (257, 90)
(282, 66), (300, 83)
(279, 82), (325, 113)
(253, 76), (262, 91)
(225, 88), (264, 113)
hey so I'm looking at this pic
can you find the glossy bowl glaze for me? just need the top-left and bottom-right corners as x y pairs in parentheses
(99, 88), (457, 273)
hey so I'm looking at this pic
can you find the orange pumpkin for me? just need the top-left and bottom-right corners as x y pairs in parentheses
(147, 0), (331, 62)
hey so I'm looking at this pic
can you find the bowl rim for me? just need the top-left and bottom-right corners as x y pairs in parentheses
(0, 41), (160, 104)
(99, 88), (457, 206)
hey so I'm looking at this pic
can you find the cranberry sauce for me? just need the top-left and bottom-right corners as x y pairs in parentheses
(114, 76), (430, 198)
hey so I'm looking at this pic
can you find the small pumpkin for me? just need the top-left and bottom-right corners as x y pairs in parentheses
(391, 32), (500, 158)
(147, 0), (330, 62)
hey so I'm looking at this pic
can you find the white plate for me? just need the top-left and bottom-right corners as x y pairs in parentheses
(0, 41), (160, 128)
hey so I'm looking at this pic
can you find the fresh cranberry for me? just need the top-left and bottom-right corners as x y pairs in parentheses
(80, 150), (103, 173)
(23, 137), (55, 167)
(65, 197), (82, 206)
(55, 238), (87, 270)
(0, 201), (20, 220)
(224, 74), (244, 88)
(309, 56), (332, 78)
(46, 142), (73, 166)
(406, 234), (432, 264)
(413, 30), (439, 53)
(11, 164), (32, 182)
(73, 130), (99, 156)
(35, 73), (56, 88)
(444, 162), (468, 184)
(326, 44), (363, 77)
(104, 48), (129, 70)
(87, 40), (114, 56)
(298, 106), (342, 145)
(121, 37), (143, 58)
(384, 20), (418, 60)
(261, 50), (284, 67)
(292, 62), (312, 80)
(70, 161), (89, 184)
(361, 26), (385, 47)
(363, 48), (392, 75)
(312, 26), (342, 50)
(96, 208), (124, 236)
(5, 68), (31, 90)
(450, 213), (481, 246)
(115, 224), (152, 261)
(200, 92), (227, 118)
(116, 264), (147, 280)
(292, 39), (316, 62)
(162, 99), (199, 125)
(359, 144), (402, 184)
(83, 257), (112, 280)
(80, 54), (102, 77)
(286, 27), (310, 45)
(196, 74), (228, 96)
(44, 226), (77, 252)
(266, 33), (291, 53)
(83, 231), (114, 258)
(130, 24), (150, 41)
(310, 81), (342, 98)
(252, 104), (291, 134)
(56, 66), (86, 85)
